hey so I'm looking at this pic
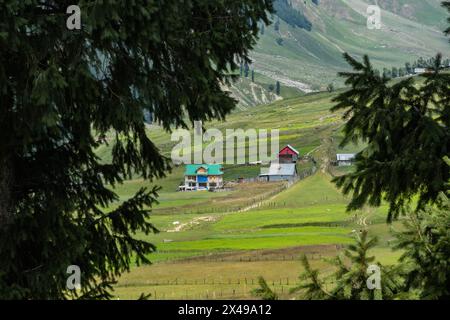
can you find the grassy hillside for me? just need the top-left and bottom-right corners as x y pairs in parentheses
(248, 0), (449, 92)
(102, 90), (345, 216)
(96, 89), (345, 165)
(225, 76), (283, 109)
(103, 85), (409, 300)
(113, 173), (401, 300)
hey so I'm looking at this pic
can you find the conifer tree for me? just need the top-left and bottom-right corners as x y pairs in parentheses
(244, 62), (250, 78)
(290, 255), (329, 300)
(327, 83), (334, 93)
(274, 17), (280, 31)
(405, 62), (412, 74)
(293, 232), (403, 300)
(251, 276), (278, 300)
(391, 67), (398, 78)
(0, 0), (273, 299)
(326, 1), (450, 299)
(332, 53), (450, 221)
(392, 158), (450, 300)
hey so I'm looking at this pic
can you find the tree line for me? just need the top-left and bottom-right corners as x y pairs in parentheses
(377, 56), (450, 79)
(240, 62), (282, 95)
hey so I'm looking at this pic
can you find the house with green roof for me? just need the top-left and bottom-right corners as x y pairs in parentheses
(180, 164), (224, 191)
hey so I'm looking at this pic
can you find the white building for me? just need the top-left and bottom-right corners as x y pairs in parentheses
(180, 164), (224, 191)
(336, 154), (356, 166)
(414, 68), (427, 74)
(259, 163), (298, 182)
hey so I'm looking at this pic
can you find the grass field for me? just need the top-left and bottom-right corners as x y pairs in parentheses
(89, 0), (448, 299)
(112, 172), (402, 299)
(111, 173), (399, 299)
(101, 90), (405, 300)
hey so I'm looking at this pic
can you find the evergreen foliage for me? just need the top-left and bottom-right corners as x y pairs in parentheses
(251, 276), (278, 300)
(327, 83), (334, 93)
(274, 0), (312, 31)
(393, 162), (450, 300)
(332, 53), (450, 221)
(290, 255), (329, 300)
(274, 17), (280, 31)
(292, 231), (403, 300)
(0, 0), (273, 299)
(445, 2), (450, 37)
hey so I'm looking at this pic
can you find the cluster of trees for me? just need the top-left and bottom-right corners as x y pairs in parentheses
(240, 62), (251, 79)
(240, 63), (256, 83)
(256, 159), (450, 300)
(268, 81), (282, 95)
(271, 0), (316, 46)
(379, 66), (406, 78)
(327, 83), (334, 92)
(239, 63), (281, 95)
(377, 56), (450, 79)
(254, 51), (450, 301)
(253, 1), (450, 300)
(273, 0), (312, 31)
(409, 56), (450, 69)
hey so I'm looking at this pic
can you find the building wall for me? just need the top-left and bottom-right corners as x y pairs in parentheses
(183, 175), (223, 190)
(279, 154), (298, 163)
(268, 175), (296, 182)
(337, 161), (353, 167)
(279, 148), (297, 156)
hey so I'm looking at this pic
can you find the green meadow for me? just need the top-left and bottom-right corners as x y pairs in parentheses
(113, 171), (401, 299)
(100, 91), (406, 299)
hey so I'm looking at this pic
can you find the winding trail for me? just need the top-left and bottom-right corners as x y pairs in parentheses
(167, 180), (300, 233)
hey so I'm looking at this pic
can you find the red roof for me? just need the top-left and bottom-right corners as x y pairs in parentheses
(279, 145), (300, 156)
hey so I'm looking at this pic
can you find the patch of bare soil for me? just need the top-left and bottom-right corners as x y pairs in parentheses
(167, 244), (344, 264)
(167, 216), (217, 233)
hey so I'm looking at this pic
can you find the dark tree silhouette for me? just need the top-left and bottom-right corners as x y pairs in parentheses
(0, 0), (273, 299)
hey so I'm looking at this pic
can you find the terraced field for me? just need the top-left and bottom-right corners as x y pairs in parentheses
(113, 172), (401, 299)
(91, 0), (450, 300)
(101, 90), (406, 300)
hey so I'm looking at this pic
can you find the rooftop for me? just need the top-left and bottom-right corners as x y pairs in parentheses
(185, 164), (224, 176)
(260, 163), (297, 176)
(336, 154), (356, 161)
(280, 144), (300, 155)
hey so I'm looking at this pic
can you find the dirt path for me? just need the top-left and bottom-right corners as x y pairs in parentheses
(318, 136), (333, 173)
(167, 216), (217, 233)
(167, 124), (340, 234)
(167, 180), (301, 232)
(237, 187), (288, 213)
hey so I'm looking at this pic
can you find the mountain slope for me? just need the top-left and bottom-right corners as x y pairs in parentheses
(224, 77), (282, 110)
(248, 0), (449, 92)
